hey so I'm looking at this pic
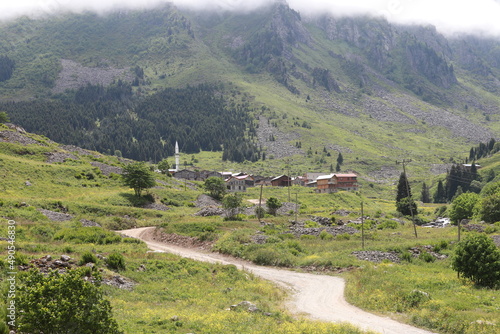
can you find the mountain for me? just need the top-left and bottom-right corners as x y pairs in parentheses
(0, 1), (500, 183)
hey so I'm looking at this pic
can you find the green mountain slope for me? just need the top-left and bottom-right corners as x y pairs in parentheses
(0, 2), (500, 185)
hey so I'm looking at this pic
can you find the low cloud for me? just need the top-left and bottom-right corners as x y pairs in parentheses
(1, 0), (500, 37)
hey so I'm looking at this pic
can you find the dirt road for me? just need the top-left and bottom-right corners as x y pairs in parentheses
(121, 227), (437, 334)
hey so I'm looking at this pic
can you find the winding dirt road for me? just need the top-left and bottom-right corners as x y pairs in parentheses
(121, 227), (437, 334)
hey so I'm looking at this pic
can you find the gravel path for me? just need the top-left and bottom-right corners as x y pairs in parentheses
(121, 227), (437, 334)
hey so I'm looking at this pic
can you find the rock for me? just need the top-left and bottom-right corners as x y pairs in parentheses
(80, 219), (101, 227)
(25, 181), (32, 186)
(60, 255), (71, 262)
(351, 251), (401, 263)
(194, 206), (224, 217)
(38, 209), (73, 222)
(230, 301), (259, 313)
(137, 264), (146, 272)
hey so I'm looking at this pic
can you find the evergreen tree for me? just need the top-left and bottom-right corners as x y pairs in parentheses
(396, 172), (417, 216)
(337, 152), (344, 165)
(433, 180), (447, 203)
(396, 172), (412, 203)
(421, 182), (431, 203)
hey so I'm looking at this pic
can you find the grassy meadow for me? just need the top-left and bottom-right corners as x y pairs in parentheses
(0, 133), (499, 334)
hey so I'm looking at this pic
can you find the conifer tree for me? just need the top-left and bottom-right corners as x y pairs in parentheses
(433, 180), (447, 203)
(421, 182), (431, 203)
(337, 152), (344, 165)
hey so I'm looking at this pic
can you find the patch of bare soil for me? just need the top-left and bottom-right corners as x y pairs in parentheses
(148, 227), (214, 251)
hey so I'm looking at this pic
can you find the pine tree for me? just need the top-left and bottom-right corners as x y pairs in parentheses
(421, 182), (431, 203)
(337, 152), (344, 165)
(396, 172), (411, 203)
(433, 180), (447, 203)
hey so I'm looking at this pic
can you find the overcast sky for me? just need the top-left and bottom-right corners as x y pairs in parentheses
(1, 0), (500, 37)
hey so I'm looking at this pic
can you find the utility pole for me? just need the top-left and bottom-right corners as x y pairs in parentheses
(361, 201), (365, 249)
(397, 159), (418, 238)
(258, 184), (264, 221)
(294, 191), (299, 224)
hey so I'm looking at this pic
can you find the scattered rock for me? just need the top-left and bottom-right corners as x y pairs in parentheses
(461, 224), (485, 233)
(288, 222), (358, 238)
(102, 275), (136, 290)
(80, 219), (101, 227)
(0, 129), (45, 146)
(143, 202), (170, 211)
(351, 251), (401, 263)
(251, 234), (269, 244)
(230, 301), (259, 313)
(60, 255), (71, 262)
(89, 161), (123, 176)
(46, 151), (78, 163)
(38, 209), (74, 222)
(492, 235), (500, 247)
(195, 194), (221, 208)
(194, 206), (224, 217)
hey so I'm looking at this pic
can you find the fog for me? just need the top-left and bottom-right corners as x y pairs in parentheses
(1, 0), (500, 37)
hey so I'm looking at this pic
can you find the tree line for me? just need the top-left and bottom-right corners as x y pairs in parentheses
(2, 82), (260, 162)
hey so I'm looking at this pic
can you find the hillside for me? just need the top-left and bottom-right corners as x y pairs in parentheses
(0, 1), (500, 190)
(1, 123), (499, 334)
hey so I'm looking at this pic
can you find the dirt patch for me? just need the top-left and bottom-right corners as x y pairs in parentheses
(148, 227), (213, 251)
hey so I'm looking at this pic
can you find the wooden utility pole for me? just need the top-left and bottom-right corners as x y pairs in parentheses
(258, 184), (264, 221)
(397, 159), (418, 238)
(295, 192), (298, 223)
(361, 201), (365, 249)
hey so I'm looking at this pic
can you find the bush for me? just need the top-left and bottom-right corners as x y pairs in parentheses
(403, 290), (431, 308)
(16, 268), (122, 333)
(54, 227), (122, 244)
(419, 252), (435, 263)
(252, 248), (294, 267)
(106, 252), (126, 271)
(401, 251), (413, 263)
(377, 219), (399, 230)
(452, 233), (500, 288)
(319, 230), (333, 240)
(79, 251), (98, 265)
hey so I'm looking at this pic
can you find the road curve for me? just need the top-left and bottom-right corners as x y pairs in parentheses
(121, 227), (436, 334)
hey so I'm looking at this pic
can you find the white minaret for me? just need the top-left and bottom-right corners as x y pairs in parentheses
(175, 141), (180, 172)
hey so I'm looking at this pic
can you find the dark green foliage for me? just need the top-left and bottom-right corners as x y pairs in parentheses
(421, 182), (431, 203)
(337, 152), (344, 165)
(0, 55), (15, 82)
(433, 180), (447, 204)
(445, 164), (481, 201)
(79, 251), (98, 265)
(449, 192), (480, 224)
(396, 172), (417, 216)
(204, 176), (226, 200)
(396, 197), (418, 217)
(222, 193), (243, 220)
(16, 268), (122, 334)
(0, 111), (9, 123)
(479, 193), (500, 223)
(106, 252), (126, 271)
(266, 197), (282, 216)
(156, 159), (170, 174)
(4, 84), (259, 163)
(452, 233), (500, 288)
(122, 162), (155, 197)
(468, 138), (499, 161)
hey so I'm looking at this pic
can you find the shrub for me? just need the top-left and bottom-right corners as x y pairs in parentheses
(403, 290), (431, 308)
(419, 252), (435, 263)
(377, 219), (399, 230)
(79, 251), (98, 265)
(304, 220), (320, 228)
(16, 268), (122, 333)
(452, 233), (500, 288)
(252, 248), (295, 267)
(106, 252), (126, 271)
(319, 230), (333, 240)
(401, 251), (413, 263)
